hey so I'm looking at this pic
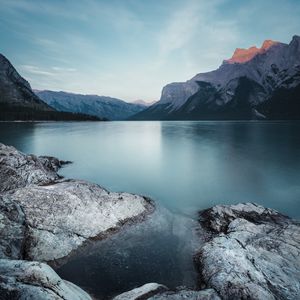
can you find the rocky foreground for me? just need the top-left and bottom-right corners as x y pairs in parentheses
(0, 143), (154, 299)
(119, 203), (300, 300)
(0, 143), (299, 300)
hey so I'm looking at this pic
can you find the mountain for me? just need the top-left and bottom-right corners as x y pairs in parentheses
(36, 91), (146, 120)
(0, 54), (53, 111)
(0, 54), (103, 121)
(131, 35), (300, 120)
(132, 99), (157, 106)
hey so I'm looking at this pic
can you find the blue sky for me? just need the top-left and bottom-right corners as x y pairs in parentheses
(1, 0), (300, 102)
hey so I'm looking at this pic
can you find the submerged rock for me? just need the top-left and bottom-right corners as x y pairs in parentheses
(0, 259), (92, 300)
(4, 180), (153, 262)
(113, 283), (220, 300)
(195, 203), (300, 300)
(113, 283), (168, 300)
(149, 288), (221, 300)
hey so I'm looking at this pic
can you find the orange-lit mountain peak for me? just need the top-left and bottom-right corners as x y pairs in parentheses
(225, 40), (279, 64)
(261, 39), (278, 50)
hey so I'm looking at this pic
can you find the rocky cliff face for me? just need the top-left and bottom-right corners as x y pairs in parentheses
(0, 54), (53, 111)
(0, 55), (104, 121)
(36, 90), (146, 120)
(132, 35), (300, 120)
(224, 40), (279, 64)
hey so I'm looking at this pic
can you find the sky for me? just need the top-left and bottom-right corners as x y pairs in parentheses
(1, 0), (300, 102)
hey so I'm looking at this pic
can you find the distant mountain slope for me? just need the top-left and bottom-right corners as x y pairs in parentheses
(131, 35), (300, 120)
(0, 54), (103, 121)
(132, 99), (157, 106)
(36, 91), (146, 120)
(0, 54), (53, 111)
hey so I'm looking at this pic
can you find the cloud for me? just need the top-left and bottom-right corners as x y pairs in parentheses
(51, 67), (77, 72)
(20, 65), (56, 77)
(158, 0), (204, 57)
(2, 0), (299, 102)
(155, 0), (239, 75)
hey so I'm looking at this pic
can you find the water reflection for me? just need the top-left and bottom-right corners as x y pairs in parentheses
(0, 121), (299, 218)
(1, 120), (300, 298)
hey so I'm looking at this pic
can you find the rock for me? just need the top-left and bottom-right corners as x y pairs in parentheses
(4, 180), (153, 262)
(0, 144), (154, 262)
(195, 203), (300, 300)
(0, 143), (61, 192)
(149, 288), (221, 300)
(113, 283), (168, 300)
(0, 54), (53, 111)
(132, 35), (300, 120)
(0, 259), (92, 300)
(0, 196), (25, 260)
(113, 283), (220, 300)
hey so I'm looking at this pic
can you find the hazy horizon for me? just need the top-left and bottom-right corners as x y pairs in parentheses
(1, 0), (300, 103)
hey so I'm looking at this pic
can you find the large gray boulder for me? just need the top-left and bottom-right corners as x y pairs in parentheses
(3, 180), (153, 262)
(195, 203), (300, 300)
(0, 143), (63, 192)
(0, 259), (92, 300)
(0, 143), (154, 263)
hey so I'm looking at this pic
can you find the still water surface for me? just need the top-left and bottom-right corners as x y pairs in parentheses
(1, 121), (299, 298)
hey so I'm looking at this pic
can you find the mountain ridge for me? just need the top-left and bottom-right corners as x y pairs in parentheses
(131, 35), (300, 120)
(36, 90), (146, 120)
(0, 54), (104, 121)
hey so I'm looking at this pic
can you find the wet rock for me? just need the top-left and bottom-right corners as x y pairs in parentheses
(149, 288), (221, 300)
(113, 283), (220, 300)
(4, 180), (153, 262)
(195, 203), (300, 300)
(0, 144), (154, 262)
(0, 259), (92, 300)
(113, 283), (168, 300)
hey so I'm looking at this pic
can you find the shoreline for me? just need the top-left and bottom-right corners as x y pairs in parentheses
(0, 143), (299, 300)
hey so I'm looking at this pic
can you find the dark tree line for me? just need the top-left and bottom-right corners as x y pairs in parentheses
(0, 104), (107, 121)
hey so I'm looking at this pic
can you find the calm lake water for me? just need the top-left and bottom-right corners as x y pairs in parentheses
(1, 121), (300, 298)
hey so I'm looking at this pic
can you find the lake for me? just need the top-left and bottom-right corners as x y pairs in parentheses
(0, 121), (299, 298)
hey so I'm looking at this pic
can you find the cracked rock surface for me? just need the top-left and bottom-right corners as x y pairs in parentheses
(0, 143), (65, 192)
(0, 259), (92, 300)
(112, 283), (221, 300)
(1, 143), (299, 300)
(113, 283), (221, 300)
(0, 143), (154, 299)
(0, 143), (154, 262)
(195, 203), (300, 300)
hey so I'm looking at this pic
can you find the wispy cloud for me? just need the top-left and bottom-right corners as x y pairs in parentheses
(1, 0), (299, 101)
(20, 65), (56, 77)
(154, 0), (239, 76)
(158, 0), (204, 57)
